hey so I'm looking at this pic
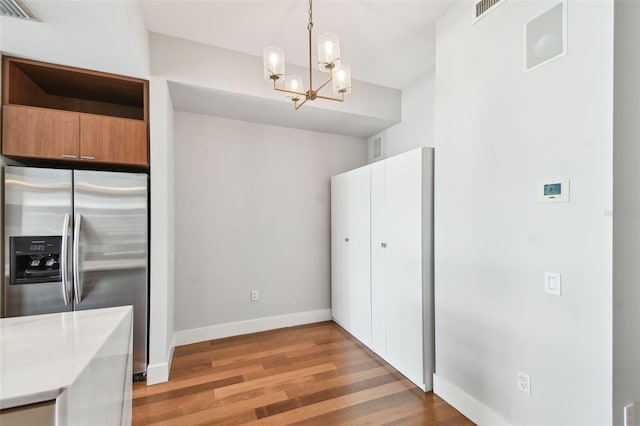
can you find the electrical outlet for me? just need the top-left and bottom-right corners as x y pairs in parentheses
(517, 371), (531, 395)
(251, 290), (259, 301)
(624, 403), (636, 426)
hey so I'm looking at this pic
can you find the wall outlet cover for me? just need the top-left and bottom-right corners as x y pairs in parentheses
(517, 371), (531, 395)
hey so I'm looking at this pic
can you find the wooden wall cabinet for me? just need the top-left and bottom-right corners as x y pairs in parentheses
(2, 105), (79, 161)
(80, 114), (147, 166)
(1, 56), (149, 168)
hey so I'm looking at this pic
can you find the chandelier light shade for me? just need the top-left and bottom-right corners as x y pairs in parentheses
(333, 65), (351, 96)
(317, 33), (341, 71)
(262, 0), (351, 110)
(263, 46), (285, 81)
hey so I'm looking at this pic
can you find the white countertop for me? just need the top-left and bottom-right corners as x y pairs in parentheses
(0, 306), (133, 410)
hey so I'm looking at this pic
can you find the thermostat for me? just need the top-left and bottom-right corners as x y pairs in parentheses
(537, 178), (569, 203)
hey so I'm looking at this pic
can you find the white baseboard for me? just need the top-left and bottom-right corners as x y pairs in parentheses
(433, 374), (512, 426)
(146, 344), (175, 385)
(173, 309), (332, 347)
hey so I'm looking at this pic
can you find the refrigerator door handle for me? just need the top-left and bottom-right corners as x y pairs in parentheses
(60, 213), (72, 306)
(73, 213), (83, 304)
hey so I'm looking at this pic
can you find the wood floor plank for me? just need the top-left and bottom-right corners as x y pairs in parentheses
(247, 379), (414, 425)
(133, 375), (243, 407)
(133, 362), (264, 398)
(214, 363), (337, 399)
(173, 341), (318, 370)
(145, 391), (289, 426)
(135, 385), (284, 424)
(284, 365), (391, 399)
(132, 322), (473, 426)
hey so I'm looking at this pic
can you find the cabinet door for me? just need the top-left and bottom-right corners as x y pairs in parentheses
(2, 105), (79, 160)
(80, 115), (148, 166)
(346, 166), (371, 348)
(331, 173), (349, 328)
(384, 149), (424, 389)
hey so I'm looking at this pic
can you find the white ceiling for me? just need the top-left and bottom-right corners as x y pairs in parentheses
(140, 0), (455, 90)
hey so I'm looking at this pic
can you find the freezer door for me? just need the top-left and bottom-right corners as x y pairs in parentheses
(3, 166), (73, 317)
(73, 170), (148, 375)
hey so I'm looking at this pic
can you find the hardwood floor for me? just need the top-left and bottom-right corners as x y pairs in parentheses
(132, 321), (474, 425)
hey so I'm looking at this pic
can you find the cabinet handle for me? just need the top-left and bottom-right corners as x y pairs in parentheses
(381, 242), (387, 248)
(80, 156), (96, 160)
(345, 237), (350, 242)
(61, 154), (77, 159)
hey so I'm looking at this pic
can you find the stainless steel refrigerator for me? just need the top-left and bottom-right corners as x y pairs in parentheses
(2, 166), (148, 378)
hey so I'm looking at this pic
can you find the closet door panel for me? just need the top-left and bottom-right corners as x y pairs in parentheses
(346, 166), (371, 347)
(384, 149), (425, 389)
(330, 173), (349, 328)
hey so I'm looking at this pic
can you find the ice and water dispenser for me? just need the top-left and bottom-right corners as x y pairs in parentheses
(9, 236), (62, 284)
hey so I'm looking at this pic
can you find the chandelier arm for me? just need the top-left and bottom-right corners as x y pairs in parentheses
(314, 73), (334, 94)
(272, 79), (307, 97)
(273, 86), (307, 97)
(315, 93), (345, 102)
(295, 96), (310, 110)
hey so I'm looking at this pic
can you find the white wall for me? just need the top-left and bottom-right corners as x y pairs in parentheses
(172, 112), (366, 340)
(434, 1), (613, 425)
(613, 0), (640, 424)
(147, 77), (176, 385)
(368, 71), (436, 161)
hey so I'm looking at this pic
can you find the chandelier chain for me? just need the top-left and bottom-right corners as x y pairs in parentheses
(307, 0), (313, 31)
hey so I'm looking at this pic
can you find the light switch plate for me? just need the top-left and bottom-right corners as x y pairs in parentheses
(545, 272), (561, 295)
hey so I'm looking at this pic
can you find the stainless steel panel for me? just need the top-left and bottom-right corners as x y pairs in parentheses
(73, 170), (148, 375)
(3, 167), (73, 317)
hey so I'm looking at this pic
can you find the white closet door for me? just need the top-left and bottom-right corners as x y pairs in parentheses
(330, 173), (349, 328)
(370, 161), (387, 356)
(346, 166), (371, 347)
(384, 149), (425, 389)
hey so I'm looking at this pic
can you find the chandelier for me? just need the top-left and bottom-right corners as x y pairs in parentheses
(263, 0), (352, 110)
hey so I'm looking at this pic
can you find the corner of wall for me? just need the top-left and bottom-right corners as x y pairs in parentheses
(147, 76), (174, 385)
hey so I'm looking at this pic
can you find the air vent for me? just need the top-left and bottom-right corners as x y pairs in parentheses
(0, 0), (38, 21)
(473, 0), (507, 22)
(372, 137), (383, 160)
